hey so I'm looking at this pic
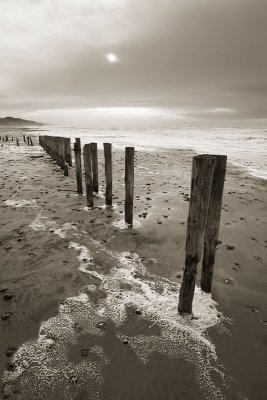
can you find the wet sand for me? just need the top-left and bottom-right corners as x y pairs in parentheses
(0, 131), (266, 399)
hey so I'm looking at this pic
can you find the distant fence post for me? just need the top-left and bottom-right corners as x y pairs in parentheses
(178, 155), (215, 315)
(91, 143), (98, 193)
(16, 138), (19, 146)
(104, 143), (112, 206)
(23, 134), (26, 143)
(201, 155), (227, 293)
(26, 136), (30, 145)
(83, 144), (94, 208)
(74, 138), (83, 194)
(125, 147), (135, 227)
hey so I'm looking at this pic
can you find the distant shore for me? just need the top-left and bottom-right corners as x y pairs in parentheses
(0, 130), (266, 400)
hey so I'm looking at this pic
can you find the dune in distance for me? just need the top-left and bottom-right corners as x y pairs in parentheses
(0, 117), (43, 127)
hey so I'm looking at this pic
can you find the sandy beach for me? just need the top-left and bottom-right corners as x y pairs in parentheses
(0, 130), (266, 400)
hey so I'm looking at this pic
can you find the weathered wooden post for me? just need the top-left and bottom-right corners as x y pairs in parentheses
(64, 137), (72, 167)
(30, 138), (33, 146)
(104, 143), (112, 206)
(27, 136), (30, 145)
(125, 147), (135, 226)
(23, 134), (26, 143)
(178, 155), (215, 315)
(16, 138), (19, 146)
(201, 155), (227, 293)
(83, 144), (94, 208)
(74, 138), (83, 194)
(91, 143), (98, 192)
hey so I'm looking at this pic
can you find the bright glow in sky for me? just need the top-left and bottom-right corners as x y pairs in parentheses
(106, 53), (117, 63)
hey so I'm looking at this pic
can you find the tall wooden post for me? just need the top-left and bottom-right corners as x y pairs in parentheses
(83, 144), (94, 208)
(178, 155), (215, 315)
(104, 143), (112, 206)
(64, 137), (72, 167)
(74, 138), (83, 194)
(91, 143), (98, 192)
(201, 155), (227, 293)
(125, 147), (135, 227)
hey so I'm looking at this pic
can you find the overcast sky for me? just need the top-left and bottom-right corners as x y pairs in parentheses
(0, 0), (266, 124)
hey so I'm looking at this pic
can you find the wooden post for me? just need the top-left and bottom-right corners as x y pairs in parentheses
(27, 136), (30, 145)
(201, 155), (227, 293)
(83, 144), (94, 208)
(16, 138), (19, 146)
(178, 155), (215, 315)
(64, 137), (72, 167)
(91, 143), (98, 192)
(74, 138), (83, 194)
(125, 147), (135, 226)
(104, 143), (112, 206)
(30, 138), (33, 146)
(63, 163), (69, 176)
(23, 134), (26, 142)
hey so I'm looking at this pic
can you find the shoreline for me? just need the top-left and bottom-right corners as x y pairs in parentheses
(0, 134), (266, 399)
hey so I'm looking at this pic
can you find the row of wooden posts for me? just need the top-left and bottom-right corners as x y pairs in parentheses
(39, 135), (135, 227)
(38, 135), (226, 315)
(0, 134), (34, 146)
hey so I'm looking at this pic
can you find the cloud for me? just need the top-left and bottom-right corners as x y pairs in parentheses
(0, 0), (266, 122)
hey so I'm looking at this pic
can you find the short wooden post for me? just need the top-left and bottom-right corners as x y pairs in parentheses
(74, 138), (83, 194)
(104, 143), (112, 206)
(30, 138), (33, 146)
(91, 143), (98, 192)
(125, 147), (135, 226)
(27, 136), (30, 145)
(16, 138), (19, 146)
(23, 134), (26, 142)
(201, 155), (227, 293)
(83, 144), (94, 208)
(178, 155), (215, 315)
(63, 163), (69, 176)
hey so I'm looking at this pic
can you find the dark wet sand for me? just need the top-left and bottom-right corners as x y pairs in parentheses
(0, 129), (266, 399)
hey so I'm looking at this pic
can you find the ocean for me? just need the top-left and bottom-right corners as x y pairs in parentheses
(35, 123), (267, 180)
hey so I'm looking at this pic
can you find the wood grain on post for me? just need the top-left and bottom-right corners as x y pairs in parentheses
(178, 155), (215, 315)
(125, 147), (135, 227)
(201, 155), (227, 293)
(83, 144), (94, 208)
(74, 138), (83, 194)
(104, 143), (112, 206)
(91, 143), (98, 192)
(64, 137), (72, 167)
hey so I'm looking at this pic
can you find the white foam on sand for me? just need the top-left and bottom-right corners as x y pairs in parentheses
(9, 220), (244, 400)
(4, 199), (38, 208)
(29, 214), (77, 238)
(2, 292), (109, 400)
(112, 218), (141, 230)
(68, 242), (103, 280)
